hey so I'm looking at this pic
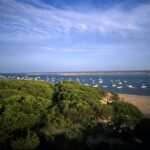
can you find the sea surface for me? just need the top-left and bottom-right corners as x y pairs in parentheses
(0, 73), (150, 96)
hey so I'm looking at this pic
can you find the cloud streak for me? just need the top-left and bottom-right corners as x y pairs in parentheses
(0, 0), (150, 72)
(0, 0), (150, 42)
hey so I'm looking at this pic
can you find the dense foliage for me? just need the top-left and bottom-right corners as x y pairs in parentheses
(0, 80), (147, 150)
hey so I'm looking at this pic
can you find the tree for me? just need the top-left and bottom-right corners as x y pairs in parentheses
(11, 132), (39, 150)
(0, 95), (51, 149)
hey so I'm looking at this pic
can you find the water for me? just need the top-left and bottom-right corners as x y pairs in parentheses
(0, 73), (150, 96)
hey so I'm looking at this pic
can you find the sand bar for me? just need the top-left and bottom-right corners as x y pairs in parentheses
(119, 94), (150, 118)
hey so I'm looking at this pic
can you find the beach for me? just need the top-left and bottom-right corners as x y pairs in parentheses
(119, 94), (150, 118)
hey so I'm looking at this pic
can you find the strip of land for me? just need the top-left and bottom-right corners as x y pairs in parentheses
(119, 94), (150, 118)
(27, 71), (150, 76)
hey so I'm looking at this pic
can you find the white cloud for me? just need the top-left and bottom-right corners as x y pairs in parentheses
(0, 0), (150, 42)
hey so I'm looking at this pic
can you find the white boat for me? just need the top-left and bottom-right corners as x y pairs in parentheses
(118, 82), (122, 85)
(112, 84), (117, 87)
(103, 85), (107, 88)
(99, 76), (103, 84)
(46, 77), (49, 81)
(124, 81), (127, 83)
(117, 86), (123, 89)
(76, 78), (80, 82)
(141, 85), (147, 89)
(128, 85), (135, 89)
(93, 84), (99, 87)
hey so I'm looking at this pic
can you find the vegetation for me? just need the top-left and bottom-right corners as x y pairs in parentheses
(0, 80), (148, 150)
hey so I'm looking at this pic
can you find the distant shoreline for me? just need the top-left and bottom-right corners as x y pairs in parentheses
(1, 71), (150, 76)
(25, 71), (150, 76)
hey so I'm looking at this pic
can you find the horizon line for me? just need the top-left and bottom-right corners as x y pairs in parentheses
(1, 70), (150, 74)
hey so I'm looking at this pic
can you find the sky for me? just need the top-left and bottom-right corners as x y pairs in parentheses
(0, 0), (150, 73)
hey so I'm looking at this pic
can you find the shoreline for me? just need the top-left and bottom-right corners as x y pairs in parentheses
(119, 94), (150, 118)
(1, 71), (149, 76)
(27, 71), (150, 76)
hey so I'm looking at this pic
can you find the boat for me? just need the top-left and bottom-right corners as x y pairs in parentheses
(118, 82), (122, 85)
(103, 85), (107, 88)
(93, 84), (99, 87)
(99, 76), (103, 84)
(141, 85), (147, 89)
(112, 84), (117, 87)
(76, 78), (80, 82)
(17, 77), (20, 79)
(46, 77), (49, 81)
(128, 85), (135, 89)
(117, 86), (123, 89)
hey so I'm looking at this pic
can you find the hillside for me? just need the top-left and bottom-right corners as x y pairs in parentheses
(0, 80), (149, 150)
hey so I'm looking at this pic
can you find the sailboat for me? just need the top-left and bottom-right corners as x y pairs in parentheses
(99, 76), (103, 84)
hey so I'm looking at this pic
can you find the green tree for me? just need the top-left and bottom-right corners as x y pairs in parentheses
(11, 132), (39, 150)
(0, 95), (51, 149)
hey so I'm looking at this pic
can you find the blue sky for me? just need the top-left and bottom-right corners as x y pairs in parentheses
(0, 0), (150, 72)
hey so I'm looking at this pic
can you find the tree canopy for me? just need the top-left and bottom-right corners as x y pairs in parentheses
(0, 80), (146, 150)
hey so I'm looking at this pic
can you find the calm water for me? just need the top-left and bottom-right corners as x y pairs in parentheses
(1, 73), (150, 96)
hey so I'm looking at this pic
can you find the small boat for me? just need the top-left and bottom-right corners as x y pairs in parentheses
(128, 85), (135, 89)
(112, 84), (117, 87)
(141, 85), (147, 89)
(76, 78), (80, 81)
(46, 77), (49, 81)
(117, 86), (123, 89)
(99, 76), (103, 84)
(93, 84), (99, 87)
(103, 85), (107, 88)
(118, 82), (122, 85)
(124, 80), (127, 83)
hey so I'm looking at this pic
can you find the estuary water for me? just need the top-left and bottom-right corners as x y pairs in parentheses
(0, 73), (150, 96)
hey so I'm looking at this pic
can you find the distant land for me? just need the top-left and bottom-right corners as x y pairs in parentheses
(26, 71), (150, 76)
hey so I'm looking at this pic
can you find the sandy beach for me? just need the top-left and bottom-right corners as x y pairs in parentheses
(119, 94), (150, 118)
